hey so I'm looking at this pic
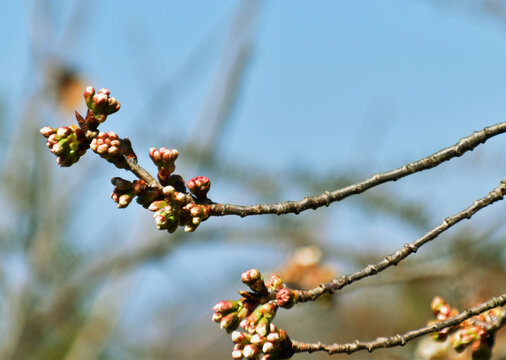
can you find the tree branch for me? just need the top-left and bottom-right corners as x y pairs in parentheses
(209, 121), (506, 217)
(291, 293), (506, 355)
(295, 178), (506, 302)
(122, 154), (163, 191)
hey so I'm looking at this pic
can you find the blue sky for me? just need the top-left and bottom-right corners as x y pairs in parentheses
(3, 1), (506, 173)
(3, 0), (506, 290)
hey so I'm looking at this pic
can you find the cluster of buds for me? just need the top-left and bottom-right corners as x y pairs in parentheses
(186, 175), (211, 200)
(149, 147), (179, 183)
(231, 323), (293, 360)
(41, 86), (213, 234)
(110, 177), (160, 208)
(429, 297), (504, 359)
(90, 131), (136, 169)
(239, 269), (298, 309)
(41, 86), (122, 168)
(148, 185), (210, 233)
(430, 296), (459, 340)
(212, 298), (257, 334)
(83, 87), (120, 123)
(213, 269), (298, 359)
(40, 125), (88, 167)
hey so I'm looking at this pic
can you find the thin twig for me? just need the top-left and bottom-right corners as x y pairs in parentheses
(209, 121), (506, 217)
(122, 154), (163, 191)
(295, 178), (506, 302)
(291, 293), (506, 355)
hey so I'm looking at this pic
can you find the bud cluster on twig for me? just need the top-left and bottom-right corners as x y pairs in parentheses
(90, 131), (137, 169)
(212, 269), (297, 359)
(40, 125), (88, 167)
(40, 86), (212, 234)
(429, 296), (504, 359)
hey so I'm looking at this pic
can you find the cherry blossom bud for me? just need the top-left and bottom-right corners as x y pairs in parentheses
(232, 344), (244, 359)
(265, 275), (284, 292)
(250, 333), (265, 346)
(163, 186), (175, 196)
(149, 147), (178, 175)
(262, 341), (275, 353)
(452, 326), (482, 353)
(40, 125), (88, 167)
(276, 288), (298, 309)
(90, 131), (136, 168)
(148, 200), (167, 212)
(242, 344), (259, 359)
(241, 269), (268, 294)
(84, 86), (120, 122)
(232, 331), (251, 345)
(220, 313), (240, 333)
(213, 300), (241, 315)
(187, 176), (211, 199)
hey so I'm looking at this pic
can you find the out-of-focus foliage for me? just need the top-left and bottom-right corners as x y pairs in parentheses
(0, 1), (505, 359)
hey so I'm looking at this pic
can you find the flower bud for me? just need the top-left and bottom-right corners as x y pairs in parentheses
(41, 125), (88, 167)
(232, 344), (244, 359)
(220, 312), (240, 333)
(452, 327), (481, 353)
(84, 86), (120, 121)
(149, 147), (178, 174)
(266, 332), (280, 344)
(213, 300), (241, 314)
(250, 333), (265, 346)
(265, 275), (284, 292)
(232, 331), (251, 345)
(187, 176), (211, 199)
(276, 288), (298, 309)
(148, 200), (167, 212)
(163, 186), (175, 196)
(262, 341), (275, 353)
(242, 344), (259, 359)
(241, 269), (268, 294)
(90, 131), (136, 168)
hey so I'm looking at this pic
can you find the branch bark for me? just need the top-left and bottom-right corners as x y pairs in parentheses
(291, 293), (506, 355)
(295, 178), (506, 302)
(209, 121), (506, 217)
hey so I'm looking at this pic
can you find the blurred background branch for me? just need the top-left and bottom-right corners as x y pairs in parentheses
(0, 0), (505, 359)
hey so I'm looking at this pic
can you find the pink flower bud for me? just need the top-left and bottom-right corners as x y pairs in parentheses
(213, 300), (240, 314)
(241, 269), (267, 294)
(117, 194), (132, 208)
(262, 341), (275, 353)
(51, 142), (64, 155)
(231, 331), (250, 345)
(242, 344), (259, 359)
(266, 275), (284, 292)
(266, 332), (280, 343)
(212, 312), (222, 322)
(57, 126), (71, 138)
(84, 86), (120, 119)
(148, 200), (167, 212)
(231, 346), (243, 359)
(162, 186), (175, 196)
(276, 288), (298, 308)
(187, 176), (211, 199)
(98, 88), (110, 95)
(40, 126), (55, 137)
(256, 318), (269, 337)
(242, 269), (262, 283)
(220, 313), (240, 333)
(250, 333), (265, 346)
